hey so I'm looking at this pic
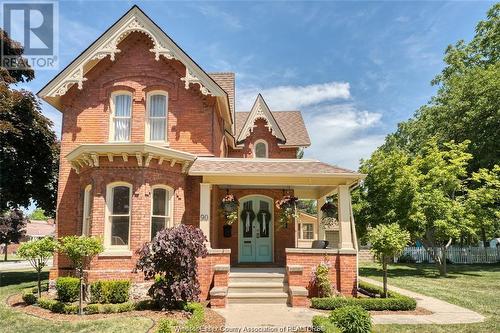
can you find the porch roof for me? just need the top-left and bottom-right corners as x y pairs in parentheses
(189, 157), (360, 177)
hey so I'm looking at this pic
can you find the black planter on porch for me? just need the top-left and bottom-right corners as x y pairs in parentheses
(223, 224), (232, 238)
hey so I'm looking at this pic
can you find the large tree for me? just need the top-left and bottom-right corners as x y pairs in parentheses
(0, 209), (27, 260)
(385, 4), (500, 172)
(0, 29), (59, 216)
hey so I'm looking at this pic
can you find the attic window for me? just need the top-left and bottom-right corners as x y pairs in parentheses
(254, 140), (268, 158)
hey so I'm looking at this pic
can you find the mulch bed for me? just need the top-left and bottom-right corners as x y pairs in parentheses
(7, 293), (225, 331)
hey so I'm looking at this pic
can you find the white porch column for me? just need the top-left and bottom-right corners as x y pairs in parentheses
(199, 183), (212, 248)
(338, 185), (354, 250)
(317, 196), (326, 241)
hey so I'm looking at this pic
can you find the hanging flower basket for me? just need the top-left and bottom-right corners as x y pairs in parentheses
(275, 195), (299, 228)
(320, 200), (338, 228)
(220, 194), (239, 225)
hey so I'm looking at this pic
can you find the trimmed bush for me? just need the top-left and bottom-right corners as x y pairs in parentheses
(55, 277), (79, 302)
(311, 281), (416, 311)
(134, 299), (159, 311)
(182, 302), (204, 332)
(157, 319), (178, 333)
(312, 316), (341, 333)
(37, 297), (78, 314)
(83, 302), (135, 314)
(31, 284), (48, 294)
(329, 306), (371, 333)
(90, 280), (131, 304)
(22, 292), (37, 305)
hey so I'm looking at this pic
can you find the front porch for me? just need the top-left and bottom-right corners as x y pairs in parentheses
(189, 158), (364, 307)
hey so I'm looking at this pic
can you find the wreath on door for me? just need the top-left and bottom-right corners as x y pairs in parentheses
(256, 209), (271, 237)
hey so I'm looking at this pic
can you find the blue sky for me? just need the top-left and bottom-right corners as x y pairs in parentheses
(15, 0), (494, 170)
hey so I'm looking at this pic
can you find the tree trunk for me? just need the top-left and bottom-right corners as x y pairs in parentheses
(440, 247), (447, 277)
(79, 269), (84, 315)
(382, 255), (388, 298)
(37, 269), (42, 299)
(4, 244), (7, 261)
(481, 227), (488, 248)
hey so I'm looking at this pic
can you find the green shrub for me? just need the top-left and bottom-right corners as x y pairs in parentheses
(90, 280), (130, 304)
(329, 306), (371, 333)
(134, 299), (159, 311)
(55, 277), (79, 302)
(311, 281), (416, 311)
(312, 316), (341, 333)
(38, 297), (58, 310)
(182, 302), (204, 332)
(31, 284), (48, 294)
(37, 297), (78, 314)
(397, 253), (416, 264)
(83, 302), (135, 314)
(156, 319), (178, 333)
(315, 263), (333, 297)
(84, 304), (99, 315)
(22, 292), (37, 305)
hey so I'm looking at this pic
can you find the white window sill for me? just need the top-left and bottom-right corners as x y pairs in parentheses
(99, 250), (132, 257)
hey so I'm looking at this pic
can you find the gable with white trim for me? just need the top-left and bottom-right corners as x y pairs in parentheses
(236, 94), (286, 144)
(38, 5), (230, 122)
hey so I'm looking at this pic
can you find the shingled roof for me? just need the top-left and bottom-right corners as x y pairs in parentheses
(189, 158), (357, 176)
(209, 72), (235, 115)
(235, 111), (311, 147)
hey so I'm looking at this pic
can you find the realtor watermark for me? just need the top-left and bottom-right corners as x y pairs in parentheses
(1, 0), (59, 70)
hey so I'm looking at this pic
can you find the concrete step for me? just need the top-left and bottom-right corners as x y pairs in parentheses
(227, 292), (289, 304)
(229, 272), (286, 283)
(228, 282), (288, 293)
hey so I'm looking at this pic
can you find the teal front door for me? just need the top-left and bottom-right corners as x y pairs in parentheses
(239, 196), (273, 263)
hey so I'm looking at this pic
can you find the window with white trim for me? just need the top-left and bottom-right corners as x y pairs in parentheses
(147, 92), (168, 142)
(150, 186), (173, 240)
(299, 223), (314, 240)
(110, 92), (132, 142)
(106, 183), (132, 248)
(254, 140), (268, 158)
(82, 185), (92, 236)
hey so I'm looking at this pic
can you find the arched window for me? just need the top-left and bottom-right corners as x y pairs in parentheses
(254, 140), (268, 158)
(82, 185), (92, 236)
(147, 91), (168, 142)
(110, 92), (132, 142)
(150, 185), (173, 240)
(106, 182), (132, 249)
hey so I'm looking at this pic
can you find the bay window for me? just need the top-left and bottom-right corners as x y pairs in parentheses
(150, 185), (173, 240)
(106, 183), (132, 248)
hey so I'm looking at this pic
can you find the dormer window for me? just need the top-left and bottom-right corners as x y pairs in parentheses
(147, 91), (168, 143)
(254, 140), (268, 158)
(110, 92), (132, 142)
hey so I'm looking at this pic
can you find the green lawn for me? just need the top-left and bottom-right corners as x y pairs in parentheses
(360, 262), (500, 333)
(0, 269), (153, 333)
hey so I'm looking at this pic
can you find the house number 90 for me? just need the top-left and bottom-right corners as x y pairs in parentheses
(200, 214), (209, 221)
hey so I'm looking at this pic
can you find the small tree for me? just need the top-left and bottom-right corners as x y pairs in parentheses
(17, 237), (57, 298)
(368, 223), (410, 298)
(0, 209), (27, 261)
(29, 208), (49, 221)
(136, 224), (208, 309)
(58, 236), (103, 315)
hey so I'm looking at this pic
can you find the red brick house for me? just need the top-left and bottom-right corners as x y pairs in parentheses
(38, 6), (364, 307)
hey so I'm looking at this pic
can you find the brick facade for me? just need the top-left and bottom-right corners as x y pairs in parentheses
(47, 16), (358, 308)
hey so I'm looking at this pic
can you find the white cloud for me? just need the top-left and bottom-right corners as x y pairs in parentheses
(237, 82), (384, 170)
(303, 104), (385, 169)
(195, 4), (242, 30)
(237, 82), (351, 110)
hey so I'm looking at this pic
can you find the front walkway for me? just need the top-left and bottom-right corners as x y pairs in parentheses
(360, 277), (485, 325)
(214, 277), (485, 328)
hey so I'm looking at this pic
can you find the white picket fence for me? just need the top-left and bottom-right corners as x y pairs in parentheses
(397, 246), (500, 264)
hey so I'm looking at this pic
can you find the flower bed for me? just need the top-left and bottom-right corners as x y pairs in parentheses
(311, 281), (416, 311)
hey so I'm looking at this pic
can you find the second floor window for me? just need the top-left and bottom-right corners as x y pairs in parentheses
(147, 92), (168, 142)
(111, 93), (132, 142)
(254, 140), (268, 158)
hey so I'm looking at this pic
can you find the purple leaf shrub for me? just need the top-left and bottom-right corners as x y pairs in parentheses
(136, 224), (208, 309)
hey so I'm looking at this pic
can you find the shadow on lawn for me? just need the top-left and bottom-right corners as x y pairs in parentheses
(360, 263), (500, 280)
(0, 270), (49, 288)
